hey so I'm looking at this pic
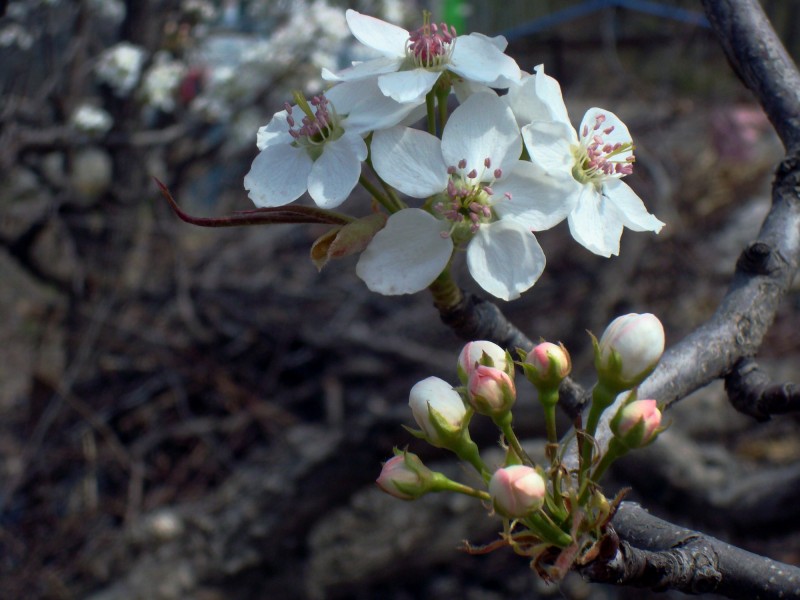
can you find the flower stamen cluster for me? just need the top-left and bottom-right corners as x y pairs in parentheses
(286, 93), (340, 147)
(406, 12), (456, 70)
(574, 112), (635, 185)
(436, 157), (510, 237)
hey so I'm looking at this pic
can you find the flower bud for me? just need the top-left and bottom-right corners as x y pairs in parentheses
(611, 399), (662, 448)
(376, 452), (436, 500)
(408, 376), (467, 448)
(457, 340), (509, 384)
(523, 341), (571, 390)
(489, 465), (545, 518)
(595, 313), (665, 390)
(467, 365), (516, 417)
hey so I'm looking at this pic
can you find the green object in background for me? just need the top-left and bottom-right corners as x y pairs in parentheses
(443, 0), (466, 33)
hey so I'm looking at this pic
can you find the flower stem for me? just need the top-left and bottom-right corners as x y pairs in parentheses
(358, 175), (394, 211)
(435, 81), (449, 130)
(425, 89), (437, 135)
(453, 434), (491, 481)
(428, 267), (463, 313)
(495, 412), (535, 467)
(578, 382), (617, 487)
(525, 511), (572, 548)
(432, 473), (490, 501)
(539, 389), (559, 452)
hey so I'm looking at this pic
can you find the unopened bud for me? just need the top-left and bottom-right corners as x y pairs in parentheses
(408, 376), (467, 448)
(376, 452), (436, 500)
(489, 465), (545, 518)
(595, 313), (665, 390)
(611, 399), (662, 448)
(457, 340), (510, 384)
(467, 365), (516, 417)
(523, 341), (571, 391)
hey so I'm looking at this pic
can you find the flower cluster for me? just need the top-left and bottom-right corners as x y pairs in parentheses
(376, 313), (666, 578)
(244, 10), (664, 301)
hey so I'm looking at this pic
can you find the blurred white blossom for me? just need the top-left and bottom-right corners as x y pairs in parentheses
(70, 104), (114, 135)
(87, 0), (126, 25)
(141, 52), (186, 112)
(96, 42), (147, 97)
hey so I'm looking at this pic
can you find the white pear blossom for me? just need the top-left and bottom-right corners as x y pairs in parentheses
(244, 79), (418, 209)
(322, 10), (521, 105)
(244, 93), (366, 209)
(356, 93), (572, 301)
(520, 65), (664, 257)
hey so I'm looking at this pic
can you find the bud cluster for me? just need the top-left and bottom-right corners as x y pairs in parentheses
(377, 313), (667, 580)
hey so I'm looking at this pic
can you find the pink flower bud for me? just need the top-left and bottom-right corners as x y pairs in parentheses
(596, 313), (665, 389)
(489, 465), (545, 518)
(467, 365), (516, 417)
(524, 341), (571, 389)
(612, 399), (662, 448)
(376, 452), (434, 500)
(457, 340), (509, 384)
(409, 376), (467, 447)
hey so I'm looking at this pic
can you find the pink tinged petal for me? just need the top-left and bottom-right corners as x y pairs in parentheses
(356, 209), (453, 295)
(492, 161), (577, 230)
(567, 184), (625, 257)
(441, 93), (521, 178)
(521, 120), (577, 177)
(307, 133), (367, 208)
(256, 111), (293, 150)
(603, 179), (665, 233)
(466, 220), (546, 301)
(378, 69), (442, 104)
(449, 34), (521, 87)
(533, 65), (571, 126)
(321, 56), (402, 83)
(244, 143), (312, 207)
(371, 127), (448, 197)
(345, 10), (409, 57)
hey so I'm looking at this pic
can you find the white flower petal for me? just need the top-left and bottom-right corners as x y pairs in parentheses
(452, 78), (494, 104)
(356, 209), (452, 295)
(441, 93), (521, 177)
(467, 220), (546, 301)
(378, 69), (441, 104)
(244, 144), (313, 207)
(450, 34), (521, 87)
(567, 184), (625, 257)
(345, 10), (408, 58)
(307, 134), (367, 208)
(326, 79), (419, 133)
(578, 108), (633, 178)
(603, 179), (665, 233)
(492, 161), (577, 230)
(522, 120), (577, 177)
(533, 65), (571, 126)
(322, 56), (402, 83)
(256, 111), (293, 150)
(371, 126), (448, 197)
(469, 32), (509, 52)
